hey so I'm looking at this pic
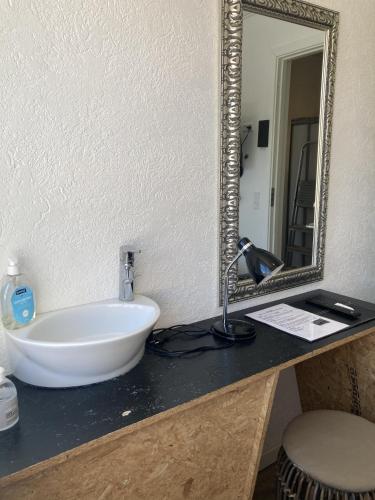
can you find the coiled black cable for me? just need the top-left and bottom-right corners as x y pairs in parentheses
(145, 324), (235, 358)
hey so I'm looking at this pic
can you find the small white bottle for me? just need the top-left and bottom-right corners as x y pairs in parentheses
(0, 257), (36, 330)
(0, 367), (19, 431)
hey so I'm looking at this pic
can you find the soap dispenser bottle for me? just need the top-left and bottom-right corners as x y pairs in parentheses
(0, 367), (19, 431)
(1, 257), (36, 330)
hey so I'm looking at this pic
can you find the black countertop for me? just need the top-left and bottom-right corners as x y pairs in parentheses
(1, 289), (375, 478)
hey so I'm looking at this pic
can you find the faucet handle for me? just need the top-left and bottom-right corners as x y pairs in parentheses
(120, 246), (141, 266)
(119, 246), (141, 301)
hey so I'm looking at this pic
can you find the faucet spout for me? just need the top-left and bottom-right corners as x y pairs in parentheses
(119, 246), (140, 301)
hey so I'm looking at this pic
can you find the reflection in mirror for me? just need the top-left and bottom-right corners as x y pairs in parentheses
(238, 13), (325, 278)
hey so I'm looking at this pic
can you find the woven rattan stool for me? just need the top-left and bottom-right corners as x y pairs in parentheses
(276, 410), (375, 499)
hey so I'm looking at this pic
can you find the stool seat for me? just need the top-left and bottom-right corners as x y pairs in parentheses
(283, 410), (375, 492)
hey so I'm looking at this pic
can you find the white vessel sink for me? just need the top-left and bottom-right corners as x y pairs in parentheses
(5, 295), (160, 388)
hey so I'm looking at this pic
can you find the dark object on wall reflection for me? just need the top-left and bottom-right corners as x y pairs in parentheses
(257, 120), (269, 147)
(240, 125), (252, 177)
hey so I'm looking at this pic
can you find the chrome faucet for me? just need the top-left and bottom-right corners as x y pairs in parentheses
(119, 246), (140, 301)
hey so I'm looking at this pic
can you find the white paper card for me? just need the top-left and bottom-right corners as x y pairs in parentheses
(246, 303), (348, 342)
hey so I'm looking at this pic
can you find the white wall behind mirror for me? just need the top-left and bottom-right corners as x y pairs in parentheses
(239, 12), (326, 276)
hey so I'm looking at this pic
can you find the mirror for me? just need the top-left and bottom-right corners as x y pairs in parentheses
(219, 0), (339, 303)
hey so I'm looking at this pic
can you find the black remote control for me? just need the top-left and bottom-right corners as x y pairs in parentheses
(306, 295), (361, 319)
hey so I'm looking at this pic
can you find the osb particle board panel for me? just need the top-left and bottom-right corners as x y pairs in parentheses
(296, 333), (375, 422)
(0, 373), (278, 500)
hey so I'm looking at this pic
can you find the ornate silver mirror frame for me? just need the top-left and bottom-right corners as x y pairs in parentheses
(219, 0), (339, 304)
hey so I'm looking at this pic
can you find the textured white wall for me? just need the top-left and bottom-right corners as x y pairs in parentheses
(1, 0), (375, 385)
(0, 0), (221, 369)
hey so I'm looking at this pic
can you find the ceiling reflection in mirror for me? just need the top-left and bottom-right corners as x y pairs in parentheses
(238, 12), (325, 278)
